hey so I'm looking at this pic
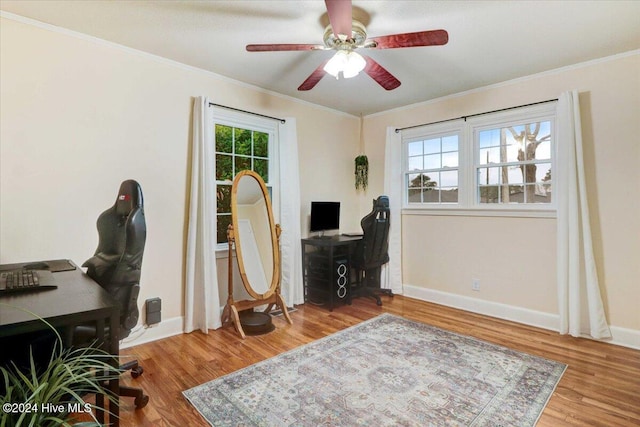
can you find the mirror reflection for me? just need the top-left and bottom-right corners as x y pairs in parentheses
(235, 174), (274, 295)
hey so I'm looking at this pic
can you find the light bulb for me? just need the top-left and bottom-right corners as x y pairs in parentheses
(323, 51), (348, 78)
(343, 52), (366, 79)
(323, 51), (366, 79)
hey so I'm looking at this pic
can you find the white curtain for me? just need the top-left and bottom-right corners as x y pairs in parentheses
(184, 96), (221, 333)
(556, 90), (611, 339)
(278, 118), (304, 307)
(382, 126), (403, 294)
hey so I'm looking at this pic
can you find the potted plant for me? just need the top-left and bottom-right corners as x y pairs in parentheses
(355, 155), (368, 191)
(1, 314), (118, 427)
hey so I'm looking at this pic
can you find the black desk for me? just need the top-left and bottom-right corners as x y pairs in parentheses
(0, 260), (120, 426)
(301, 235), (362, 311)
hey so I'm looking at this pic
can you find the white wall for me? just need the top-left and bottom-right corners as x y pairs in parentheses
(0, 16), (361, 328)
(362, 53), (640, 341)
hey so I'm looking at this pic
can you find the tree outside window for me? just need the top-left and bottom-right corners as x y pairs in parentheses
(215, 124), (270, 244)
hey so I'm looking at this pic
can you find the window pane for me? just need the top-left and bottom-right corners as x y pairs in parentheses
(522, 184), (551, 204)
(441, 188), (458, 203)
(408, 141), (423, 156)
(442, 135), (458, 152)
(217, 215), (232, 244)
(423, 174), (438, 189)
(423, 188), (439, 203)
(539, 163), (552, 184)
(235, 156), (251, 172)
(408, 156), (422, 171)
(254, 131), (268, 157)
(408, 173), (422, 188)
(254, 158), (268, 182)
(235, 128), (252, 155)
(479, 147), (500, 165)
(217, 185), (231, 213)
(408, 188), (422, 203)
(508, 166), (523, 184)
(536, 140), (551, 160)
(440, 170), (458, 188)
(215, 125), (233, 153)
(424, 154), (440, 169)
(424, 138), (440, 154)
(479, 129), (499, 148)
(216, 154), (233, 180)
(479, 186), (500, 203)
(442, 152), (458, 168)
(478, 167), (501, 185)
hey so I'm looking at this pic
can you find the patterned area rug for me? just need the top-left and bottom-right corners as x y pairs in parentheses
(183, 313), (566, 426)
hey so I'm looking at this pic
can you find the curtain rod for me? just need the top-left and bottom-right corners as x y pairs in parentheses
(394, 98), (558, 133)
(208, 102), (286, 124)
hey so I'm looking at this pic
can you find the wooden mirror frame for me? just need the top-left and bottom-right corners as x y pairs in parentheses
(221, 170), (292, 338)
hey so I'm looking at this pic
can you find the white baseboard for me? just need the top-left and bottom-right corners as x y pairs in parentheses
(609, 325), (640, 350)
(115, 291), (640, 351)
(119, 316), (184, 349)
(403, 284), (640, 350)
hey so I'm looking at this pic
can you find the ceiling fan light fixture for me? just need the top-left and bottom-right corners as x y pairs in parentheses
(324, 50), (366, 79)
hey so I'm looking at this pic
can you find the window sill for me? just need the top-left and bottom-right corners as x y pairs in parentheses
(215, 247), (234, 259)
(402, 206), (556, 219)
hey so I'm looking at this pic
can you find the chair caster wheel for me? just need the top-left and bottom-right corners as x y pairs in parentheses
(131, 366), (144, 378)
(134, 394), (149, 409)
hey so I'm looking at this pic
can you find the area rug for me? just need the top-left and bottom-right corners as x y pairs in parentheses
(183, 313), (566, 426)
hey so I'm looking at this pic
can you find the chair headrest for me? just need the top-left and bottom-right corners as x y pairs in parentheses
(372, 196), (389, 211)
(115, 179), (144, 216)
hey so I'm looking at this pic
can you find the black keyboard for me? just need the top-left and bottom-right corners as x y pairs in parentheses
(0, 270), (57, 294)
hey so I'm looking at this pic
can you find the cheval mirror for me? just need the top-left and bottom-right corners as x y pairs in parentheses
(222, 170), (292, 338)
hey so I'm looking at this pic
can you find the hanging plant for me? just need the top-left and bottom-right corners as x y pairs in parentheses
(355, 155), (369, 190)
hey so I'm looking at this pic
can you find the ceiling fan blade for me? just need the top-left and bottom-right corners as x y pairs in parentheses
(325, 0), (352, 39)
(363, 55), (401, 90)
(246, 44), (324, 52)
(298, 60), (329, 91)
(369, 29), (449, 49)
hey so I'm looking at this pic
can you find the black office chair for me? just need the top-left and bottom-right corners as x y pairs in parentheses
(352, 195), (393, 306)
(75, 179), (149, 409)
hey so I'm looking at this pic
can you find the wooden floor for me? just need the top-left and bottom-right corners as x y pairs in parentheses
(106, 295), (639, 426)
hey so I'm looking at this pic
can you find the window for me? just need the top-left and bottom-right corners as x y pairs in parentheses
(213, 108), (279, 246)
(402, 102), (556, 215)
(476, 121), (552, 204)
(406, 132), (460, 204)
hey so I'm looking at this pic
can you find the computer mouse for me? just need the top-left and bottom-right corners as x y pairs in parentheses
(22, 262), (50, 270)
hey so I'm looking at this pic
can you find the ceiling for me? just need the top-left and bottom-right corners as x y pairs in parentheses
(2, 1), (639, 116)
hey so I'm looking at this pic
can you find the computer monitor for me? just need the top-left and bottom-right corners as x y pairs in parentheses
(309, 202), (340, 236)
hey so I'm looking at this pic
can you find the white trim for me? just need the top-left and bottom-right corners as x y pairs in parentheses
(107, 295), (640, 351)
(119, 316), (184, 349)
(403, 284), (640, 350)
(402, 207), (557, 219)
(608, 326), (640, 351)
(0, 11), (357, 120)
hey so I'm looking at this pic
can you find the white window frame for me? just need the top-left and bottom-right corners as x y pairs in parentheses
(212, 107), (280, 251)
(402, 102), (557, 218)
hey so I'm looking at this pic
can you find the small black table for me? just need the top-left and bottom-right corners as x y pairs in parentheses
(0, 259), (120, 426)
(301, 235), (362, 311)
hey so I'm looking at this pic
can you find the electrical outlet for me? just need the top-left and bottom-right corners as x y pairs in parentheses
(145, 297), (161, 325)
(472, 279), (480, 291)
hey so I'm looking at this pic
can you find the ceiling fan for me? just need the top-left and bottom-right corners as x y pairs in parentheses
(246, 0), (448, 91)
